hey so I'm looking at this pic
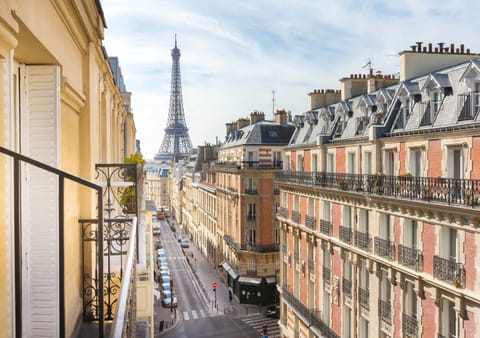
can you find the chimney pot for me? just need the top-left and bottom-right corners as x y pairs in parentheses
(423, 47), (427, 52)
(435, 47), (439, 53)
(411, 45), (417, 52)
(467, 48), (470, 54)
(456, 48), (460, 53)
(428, 43), (432, 52)
(450, 43), (455, 54)
(416, 41), (423, 51)
(438, 42), (445, 52)
(461, 44), (465, 53)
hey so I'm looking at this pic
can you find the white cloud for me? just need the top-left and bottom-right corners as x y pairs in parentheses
(101, 0), (480, 159)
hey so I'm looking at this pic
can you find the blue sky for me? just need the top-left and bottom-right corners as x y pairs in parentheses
(101, 0), (480, 159)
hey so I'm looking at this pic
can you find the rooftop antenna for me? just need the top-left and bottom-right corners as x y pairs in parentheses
(272, 90), (275, 118)
(175, 33), (177, 48)
(362, 58), (373, 75)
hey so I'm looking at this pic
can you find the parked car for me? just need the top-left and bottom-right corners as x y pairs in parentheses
(264, 304), (280, 318)
(180, 239), (189, 248)
(161, 282), (171, 294)
(159, 270), (170, 279)
(177, 234), (183, 242)
(161, 276), (171, 286)
(157, 248), (165, 255)
(158, 256), (167, 264)
(161, 290), (178, 307)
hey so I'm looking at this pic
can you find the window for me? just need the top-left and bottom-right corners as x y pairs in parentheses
(323, 201), (331, 221)
(246, 228), (256, 246)
(440, 227), (457, 261)
(343, 206), (352, 228)
(432, 90), (443, 113)
(248, 258), (257, 273)
(447, 147), (463, 179)
(273, 151), (282, 167)
(312, 154), (318, 172)
(409, 149), (423, 177)
(297, 155), (304, 171)
(285, 155), (291, 170)
(246, 177), (257, 190)
(359, 317), (369, 338)
(294, 195), (300, 212)
(379, 214), (391, 241)
(327, 153), (335, 172)
(247, 203), (256, 220)
(384, 150), (395, 176)
(404, 281), (417, 318)
(274, 228), (280, 245)
(440, 298), (458, 338)
(308, 198), (315, 217)
(380, 270), (391, 305)
(347, 152), (356, 174)
(358, 209), (369, 234)
(403, 220), (418, 249)
(343, 307), (351, 338)
(364, 152), (372, 175)
(323, 290), (331, 325)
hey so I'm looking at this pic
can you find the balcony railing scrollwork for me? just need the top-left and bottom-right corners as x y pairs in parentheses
(355, 231), (372, 252)
(339, 226), (352, 244)
(278, 206), (288, 218)
(342, 278), (352, 296)
(378, 299), (391, 323)
(320, 220), (333, 236)
(305, 215), (316, 230)
(402, 313), (418, 337)
(433, 255), (466, 288)
(276, 171), (480, 207)
(292, 210), (301, 224)
(359, 287), (369, 309)
(398, 245), (423, 271)
(374, 237), (395, 260)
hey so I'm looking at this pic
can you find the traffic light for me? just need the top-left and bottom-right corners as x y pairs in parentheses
(262, 322), (268, 335)
(170, 278), (173, 288)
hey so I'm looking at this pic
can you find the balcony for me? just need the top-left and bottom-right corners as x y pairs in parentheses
(402, 313), (418, 337)
(292, 210), (301, 224)
(282, 243), (287, 254)
(378, 299), (392, 323)
(342, 278), (352, 296)
(398, 245), (423, 271)
(458, 91), (480, 121)
(223, 234), (279, 253)
(282, 287), (340, 338)
(374, 237), (395, 260)
(274, 187), (280, 194)
(433, 256), (466, 287)
(217, 160), (283, 170)
(359, 287), (369, 309)
(244, 188), (258, 195)
(320, 220), (333, 236)
(339, 226), (353, 244)
(227, 186), (238, 193)
(355, 231), (372, 252)
(246, 214), (256, 221)
(276, 171), (480, 208)
(305, 215), (316, 230)
(323, 266), (331, 284)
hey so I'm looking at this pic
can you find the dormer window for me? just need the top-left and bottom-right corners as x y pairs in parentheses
(458, 81), (480, 121)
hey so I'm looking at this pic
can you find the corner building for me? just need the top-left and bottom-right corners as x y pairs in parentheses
(217, 111), (294, 305)
(277, 43), (480, 338)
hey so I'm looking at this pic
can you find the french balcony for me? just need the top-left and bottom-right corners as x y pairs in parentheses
(342, 278), (352, 296)
(217, 160), (283, 170)
(281, 286), (340, 338)
(402, 313), (418, 337)
(274, 187), (280, 194)
(278, 206), (288, 218)
(433, 256), (466, 288)
(246, 214), (256, 221)
(305, 215), (316, 230)
(223, 235), (279, 253)
(359, 287), (369, 309)
(282, 243), (287, 254)
(355, 231), (372, 252)
(320, 220), (333, 236)
(398, 245), (423, 271)
(244, 188), (258, 195)
(374, 237), (395, 260)
(339, 226), (353, 244)
(378, 299), (392, 323)
(292, 210), (301, 224)
(276, 171), (480, 207)
(457, 91), (480, 121)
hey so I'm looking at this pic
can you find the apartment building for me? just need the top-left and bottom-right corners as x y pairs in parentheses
(0, 1), (146, 337)
(277, 42), (480, 338)
(145, 161), (170, 209)
(217, 111), (294, 305)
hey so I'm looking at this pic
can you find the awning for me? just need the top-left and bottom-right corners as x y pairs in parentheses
(221, 261), (239, 280)
(238, 276), (262, 285)
(228, 268), (239, 280)
(265, 277), (276, 284)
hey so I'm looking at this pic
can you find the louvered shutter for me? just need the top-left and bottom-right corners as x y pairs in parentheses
(21, 65), (60, 337)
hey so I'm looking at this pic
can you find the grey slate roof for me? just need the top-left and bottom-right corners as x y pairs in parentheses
(222, 121), (295, 148)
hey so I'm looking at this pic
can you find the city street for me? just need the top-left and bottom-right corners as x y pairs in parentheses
(153, 219), (280, 338)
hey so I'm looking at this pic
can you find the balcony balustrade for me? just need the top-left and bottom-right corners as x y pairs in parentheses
(305, 215), (316, 230)
(378, 299), (392, 323)
(342, 278), (352, 296)
(282, 286), (340, 338)
(244, 188), (258, 195)
(433, 256), (466, 287)
(227, 186), (238, 193)
(355, 231), (372, 252)
(374, 237), (395, 260)
(339, 226), (353, 244)
(323, 266), (331, 284)
(402, 313), (418, 337)
(224, 234), (279, 253)
(279, 206), (288, 218)
(359, 288), (369, 309)
(247, 214), (256, 221)
(320, 220), (333, 236)
(217, 160), (283, 170)
(398, 245), (423, 271)
(308, 258), (315, 273)
(276, 171), (480, 207)
(292, 210), (301, 224)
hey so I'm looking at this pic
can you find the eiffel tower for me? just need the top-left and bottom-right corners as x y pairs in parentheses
(155, 36), (193, 162)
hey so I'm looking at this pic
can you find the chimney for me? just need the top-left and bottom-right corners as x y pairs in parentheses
(309, 89), (341, 109)
(250, 111), (265, 125)
(416, 41), (423, 52)
(237, 117), (249, 129)
(274, 109), (288, 124)
(339, 75), (368, 100)
(226, 122), (236, 136)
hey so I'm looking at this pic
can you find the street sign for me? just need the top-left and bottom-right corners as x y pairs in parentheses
(212, 282), (217, 289)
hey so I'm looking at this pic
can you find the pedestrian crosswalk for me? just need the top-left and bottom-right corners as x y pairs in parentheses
(182, 309), (216, 321)
(241, 315), (281, 337)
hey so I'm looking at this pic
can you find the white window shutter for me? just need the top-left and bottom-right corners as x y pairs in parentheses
(22, 65), (60, 337)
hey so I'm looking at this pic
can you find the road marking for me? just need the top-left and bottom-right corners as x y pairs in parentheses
(192, 310), (198, 319)
(183, 311), (189, 320)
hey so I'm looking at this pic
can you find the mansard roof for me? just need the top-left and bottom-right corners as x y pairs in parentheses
(222, 121), (295, 148)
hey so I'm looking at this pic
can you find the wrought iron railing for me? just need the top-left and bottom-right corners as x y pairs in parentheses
(0, 146), (104, 338)
(355, 231), (372, 252)
(378, 299), (391, 323)
(278, 206), (288, 218)
(433, 256), (466, 288)
(374, 237), (395, 260)
(247, 214), (256, 221)
(244, 188), (258, 195)
(305, 215), (316, 230)
(320, 220), (333, 236)
(339, 226), (353, 244)
(282, 286), (339, 338)
(359, 288), (369, 309)
(274, 187), (280, 194)
(223, 234), (279, 253)
(342, 278), (352, 296)
(109, 218), (137, 338)
(292, 210), (301, 223)
(398, 245), (423, 271)
(276, 171), (480, 207)
(402, 313), (418, 336)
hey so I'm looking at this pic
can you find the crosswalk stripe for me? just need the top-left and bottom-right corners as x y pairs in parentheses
(192, 310), (198, 319)
(183, 311), (189, 320)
